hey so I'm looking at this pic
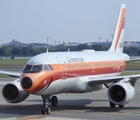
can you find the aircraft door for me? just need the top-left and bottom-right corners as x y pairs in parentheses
(56, 57), (67, 79)
(91, 62), (95, 73)
(115, 62), (121, 72)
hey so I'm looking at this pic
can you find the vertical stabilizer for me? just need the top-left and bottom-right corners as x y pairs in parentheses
(109, 4), (126, 53)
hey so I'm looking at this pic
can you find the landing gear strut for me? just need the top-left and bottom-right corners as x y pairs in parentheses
(110, 101), (116, 108)
(41, 95), (51, 114)
(41, 95), (58, 114)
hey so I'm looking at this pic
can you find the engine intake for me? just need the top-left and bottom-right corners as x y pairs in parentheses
(108, 81), (135, 105)
(109, 85), (126, 103)
(2, 79), (29, 103)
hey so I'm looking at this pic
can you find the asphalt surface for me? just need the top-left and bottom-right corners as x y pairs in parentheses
(0, 67), (140, 120)
(0, 66), (23, 72)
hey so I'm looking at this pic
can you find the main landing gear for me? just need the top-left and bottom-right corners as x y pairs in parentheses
(109, 101), (124, 108)
(41, 95), (58, 114)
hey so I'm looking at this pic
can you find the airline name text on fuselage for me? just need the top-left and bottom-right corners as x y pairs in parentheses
(67, 57), (85, 63)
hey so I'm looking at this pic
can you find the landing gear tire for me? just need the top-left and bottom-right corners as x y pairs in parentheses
(41, 106), (46, 114)
(119, 105), (124, 108)
(51, 96), (58, 106)
(46, 106), (51, 114)
(41, 106), (51, 114)
(110, 101), (116, 108)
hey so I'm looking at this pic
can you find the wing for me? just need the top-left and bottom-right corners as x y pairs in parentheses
(0, 70), (20, 77)
(127, 58), (140, 62)
(88, 74), (140, 87)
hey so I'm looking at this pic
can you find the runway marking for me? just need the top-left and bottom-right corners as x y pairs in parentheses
(19, 115), (85, 120)
(109, 111), (134, 115)
(19, 115), (44, 120)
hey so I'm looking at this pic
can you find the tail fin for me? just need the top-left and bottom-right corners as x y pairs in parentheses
(109, 4), (126, 53)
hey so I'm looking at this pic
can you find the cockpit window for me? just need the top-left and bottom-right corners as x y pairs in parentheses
(32, 65), (42, 72)
(23, 65), (32, 73)
(23, 64), (42, 73)
(23, 64), (54, 73)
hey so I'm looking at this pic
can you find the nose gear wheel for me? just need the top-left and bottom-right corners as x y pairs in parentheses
(41, 95), (58, 114)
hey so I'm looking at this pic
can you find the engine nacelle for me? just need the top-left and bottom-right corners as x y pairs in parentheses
(2, 78), (29, 103)
(108, 81), (135, 105)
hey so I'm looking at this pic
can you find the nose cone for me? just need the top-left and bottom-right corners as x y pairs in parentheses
(21, 77), (33, 89)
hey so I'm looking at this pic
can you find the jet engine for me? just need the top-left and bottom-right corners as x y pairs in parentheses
(108, 81), (135, 105)
(2, 79), (29, 103)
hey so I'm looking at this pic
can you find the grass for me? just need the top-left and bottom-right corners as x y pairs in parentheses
(0, 59), (28, 66)
(0, 74), (11, 78)
(121, 71), (140, 75)
(127, 61), (140, 68)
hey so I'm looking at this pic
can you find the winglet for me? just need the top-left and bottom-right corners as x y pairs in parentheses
(109, 4), (126, 53)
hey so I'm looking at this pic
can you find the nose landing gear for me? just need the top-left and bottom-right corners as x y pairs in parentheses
(41, 95), (51, 114)
(41, 95), (58, 114)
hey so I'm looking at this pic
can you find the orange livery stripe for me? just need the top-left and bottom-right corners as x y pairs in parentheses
(21, 60), (126, 93)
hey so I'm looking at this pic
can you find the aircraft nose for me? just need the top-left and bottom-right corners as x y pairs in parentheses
(21, 77), (33, 89)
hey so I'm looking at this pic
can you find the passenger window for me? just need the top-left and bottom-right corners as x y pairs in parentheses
(48, 65), (54, 70)
(44, 65), (49, 71)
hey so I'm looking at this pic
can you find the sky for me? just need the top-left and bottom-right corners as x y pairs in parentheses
(0, 0), (140, 44)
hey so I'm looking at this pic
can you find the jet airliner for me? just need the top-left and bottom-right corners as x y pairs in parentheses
(1, 4), (140, 114)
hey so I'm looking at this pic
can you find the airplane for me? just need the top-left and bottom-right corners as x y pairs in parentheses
(1, 3), (140, 115)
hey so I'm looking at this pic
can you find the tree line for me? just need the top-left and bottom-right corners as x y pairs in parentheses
(0, 44), (139, 57)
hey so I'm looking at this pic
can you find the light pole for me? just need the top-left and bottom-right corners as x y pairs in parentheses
(99, 37), (102, 44)
(54, 40), (57, 46)
(110, 34), (114, 41)
(45, 37), (51, 52)
(47, 37), (51, 46)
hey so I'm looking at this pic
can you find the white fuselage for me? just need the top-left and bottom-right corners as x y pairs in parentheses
(21, 50), (129, 95)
